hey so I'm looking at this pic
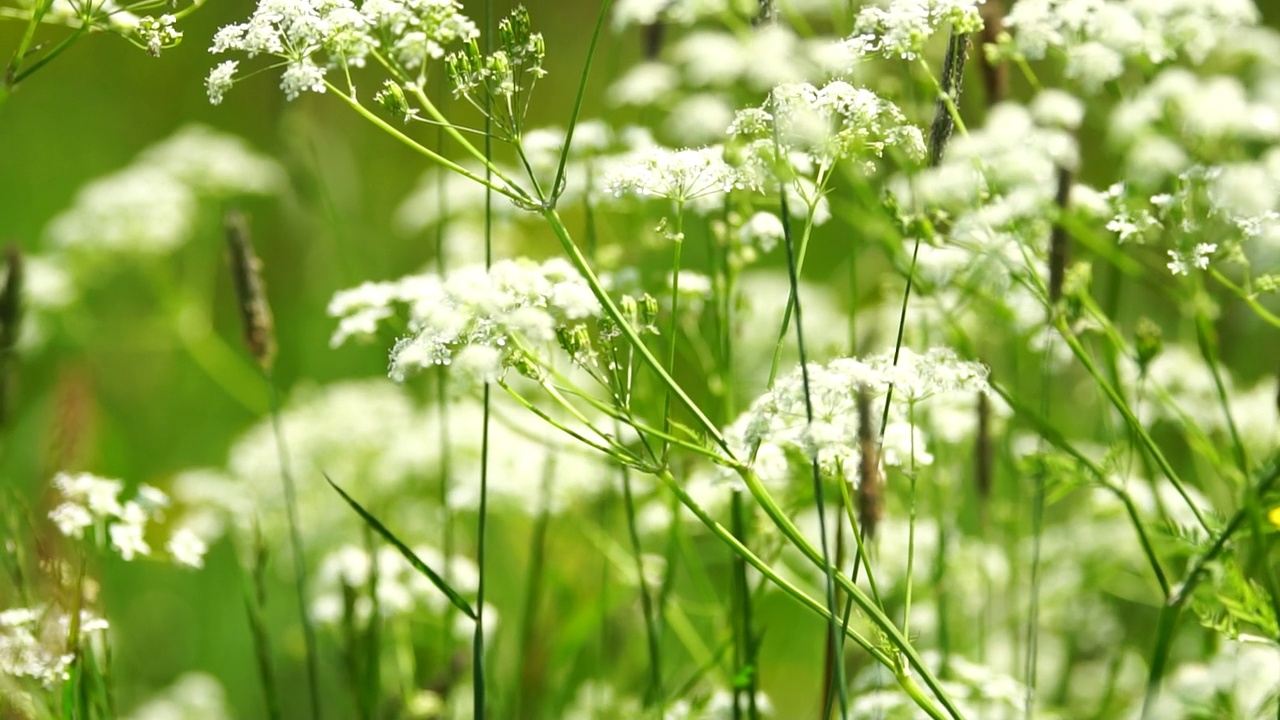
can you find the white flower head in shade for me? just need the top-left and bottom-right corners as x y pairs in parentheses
(44, 125), (283, 258)
(730, 81), (925, 186)
(45, 167), (196, 255)
(844, 0), (986, 61)
(1002, 0), (1260, 89)
(737, 211), (785, 257)
(137, 124), (286, 196)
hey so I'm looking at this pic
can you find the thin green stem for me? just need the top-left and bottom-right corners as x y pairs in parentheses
(516, 454), (555, 718)
(538, 206), (729, 452)
(1192, 291), (1248, 472)
(730, 489), (759, 720)
(1053, 317), (1210, 532)
(765, 210), (816, 389)
(1209, 268), (1280, 329)
(621, 460), (663, 705)
(474, 11), (494, 711)
(397, 82), (527, 196)
(671, 466), (963, 720)
(264, 372), (324, 720)
(661, 207), (686, 462)
(552, 0), (613, 203)
(328, 82), (526, 205)
(767, 86), (848, 717)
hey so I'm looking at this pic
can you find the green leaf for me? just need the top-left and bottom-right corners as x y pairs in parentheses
(324, 474), (478, 621)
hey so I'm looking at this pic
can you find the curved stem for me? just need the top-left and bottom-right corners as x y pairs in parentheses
(328, 82), (527, 205)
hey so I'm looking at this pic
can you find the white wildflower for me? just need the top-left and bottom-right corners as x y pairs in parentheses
(53, 472), (124, 518)
(663, 93), (735, 145)
(1030, 88), (1085, 129)
(205, 60), (238, 104)
(670, 31), (749, 87)
(603, 145), (755, 203)
(845, 0), (985, 61)
(1064, 40), (1124, 90)
(109, 502), (151, 560)
(44, 126), (282, 258)
(45, 167), (195, 255)
(1004, 0), (1259, 86)
(729, 348), (987, 486)
(0, 608), (92, 688)
(608, 62), (679, 107)
(49, 503), (94, 539)
(166, 528), (209, 569)
(329, 258), (602, 382)
(311, 543), (479, 625)
(738, 211), (785, 255)
(280, 58), (328, 100)
(730, 81), (925, 183)
(1166, 243), (1216, 276)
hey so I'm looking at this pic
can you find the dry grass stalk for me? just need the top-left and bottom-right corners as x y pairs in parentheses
(225, 210), (278, 372)
(856, 383), (882, 541)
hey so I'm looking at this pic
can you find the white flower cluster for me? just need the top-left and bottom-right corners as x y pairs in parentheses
(44, 125), (283, 256)
(328, 258), (603, 383)
(901, 99), (1079, 315)
(610, 0), (762, 29)
(1110, 68), (1280, 186)
(729, 348), (988, 488)
(0, 607), (108, 688)
(1104, 167), (1280, 274)
(135, 14), (182, 56)
(729, 81), (925, 184)
(48, 472), (208, 567)
(845, 0), (986, 61)
(207, 0), (477, 102)
(310, 543), (483, 628)
(602, 145), (758, 205)
(1003, 0), (1261, 90)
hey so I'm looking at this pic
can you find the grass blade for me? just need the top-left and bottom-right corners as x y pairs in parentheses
(324, 473), (478, 621)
